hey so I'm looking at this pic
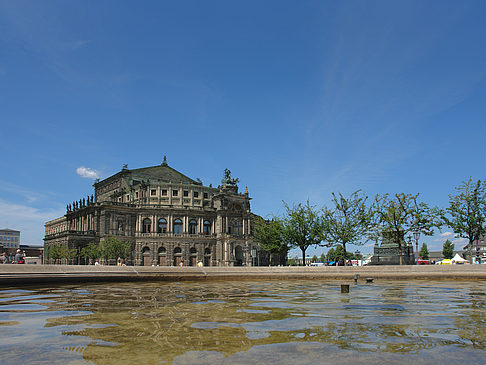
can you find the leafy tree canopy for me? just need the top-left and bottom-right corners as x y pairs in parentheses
(323, 190), (373, 264)
(443, 239), (455, 259)
(371, 193), (441, 265)
(419, 243), (429, 260)
(443, 178), (486, 262)
(100, 237), (132, 260)
(254, 217), (287, 254)
(282, 200), (326, 266)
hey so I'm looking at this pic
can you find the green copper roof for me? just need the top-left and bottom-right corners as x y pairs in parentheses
(129, 164), (201, 185)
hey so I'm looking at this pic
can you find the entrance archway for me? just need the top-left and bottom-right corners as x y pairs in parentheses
(234, 245), (243, 266)
(189, 247), (197, 266)
(142, 246), (151, 266)
(173, 247), (182, 266)
(158, 247), (167, 266)
(204, 248), (211, 267)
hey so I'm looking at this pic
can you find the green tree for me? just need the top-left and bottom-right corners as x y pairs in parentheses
(326, 248), (336, 262)
(319, 253), (326, 263)
(49, 245), (62, 264)
(332, 244), (356, 263)
(282, 200), (326, 266)
(419, 243), (429, 260)
(442, 239), (455, 259)
(81, 242), (102, 264)
(311, 255), (318, 263)
(443, 178), (486, 263)
(64, 247), (78, 264)
(100, 237), (132, 264)
(323, 190), (374, 265)
(372, 193), (441, 265)
(287, 257), (298, 266)
(253, 217), (287, 266)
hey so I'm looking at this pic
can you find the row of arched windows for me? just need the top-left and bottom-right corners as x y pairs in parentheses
(144, 246), (211, 255)
(142, 218), (211, 235)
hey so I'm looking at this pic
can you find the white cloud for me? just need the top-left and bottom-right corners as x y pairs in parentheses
(76, 166), (99, 179)
(70, 40), (90, 50)
(433, 231), (456, 241)
(0, 179), (45, 203)
(0, 199), (64, 246)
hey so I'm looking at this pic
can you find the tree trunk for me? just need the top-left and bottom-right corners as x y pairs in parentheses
(469, 238), (473, 264)
(301, 248), (306, 266)
(343, 243), (347, 266)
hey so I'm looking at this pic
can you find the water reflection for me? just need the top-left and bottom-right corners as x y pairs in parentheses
(0, 280), (485, 364)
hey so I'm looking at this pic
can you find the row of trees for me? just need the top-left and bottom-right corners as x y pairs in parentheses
(49, 237), (132, 265)
(288, 245), (359, 266)
(254, 178), (486, 265)
(418, 239), (456, 260)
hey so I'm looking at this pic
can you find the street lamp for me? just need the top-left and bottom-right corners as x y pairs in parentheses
(413, 231), (420, 264)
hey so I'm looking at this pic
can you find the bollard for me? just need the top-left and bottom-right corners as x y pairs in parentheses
(341, 284), (350, 293)
(366, 278), (373, 283)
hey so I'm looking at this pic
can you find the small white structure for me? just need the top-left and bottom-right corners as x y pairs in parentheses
(451, 253), (468, 264)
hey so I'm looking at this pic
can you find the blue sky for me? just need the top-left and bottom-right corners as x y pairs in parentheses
(1, 1), (485, 256)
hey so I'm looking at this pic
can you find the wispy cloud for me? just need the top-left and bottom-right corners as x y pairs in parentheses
(69, 39), (90, 50)
(0, 199), (64, 246)
(0, 180), (45, 203)
(76, 166), (99, 179)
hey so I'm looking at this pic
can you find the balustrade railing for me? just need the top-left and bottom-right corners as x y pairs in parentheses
(135, 232), (216, 238)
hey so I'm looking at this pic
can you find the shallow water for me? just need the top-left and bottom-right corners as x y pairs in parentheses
(0, 280), (485, 364)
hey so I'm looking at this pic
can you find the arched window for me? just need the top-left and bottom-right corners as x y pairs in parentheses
(173, 219), (183, 234)
(157, 218), (167, 233)
(173, 247), (182, 255)
(203, 220), (211, 235)
(158, 247), (166, 255)
(229, 219), (242, 236)
(142, 218), (151, 233)
(189, 219), (197, 234)
(204, 248), (211, 255)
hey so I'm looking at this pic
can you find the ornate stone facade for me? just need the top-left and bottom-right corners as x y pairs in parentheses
(370, 238), (415, 265)
(44, 158), (257, 266)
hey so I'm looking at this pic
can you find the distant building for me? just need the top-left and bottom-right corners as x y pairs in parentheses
(0, 228), (20, 249)
(428, 251), (462, 263)
(462, 236), (486, 263)
(44, 158), (262, 266)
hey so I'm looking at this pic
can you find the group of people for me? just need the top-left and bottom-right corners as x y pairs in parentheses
(0, 249), (25, 264)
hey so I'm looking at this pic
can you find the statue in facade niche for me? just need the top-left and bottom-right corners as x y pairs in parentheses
(221, 168), (239, 186)
(82, 198), (86, 206)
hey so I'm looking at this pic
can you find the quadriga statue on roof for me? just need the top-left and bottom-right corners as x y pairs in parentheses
(221, 168), (239, 186)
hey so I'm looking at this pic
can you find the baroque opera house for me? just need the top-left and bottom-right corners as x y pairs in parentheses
(44, 157), (258, 266)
